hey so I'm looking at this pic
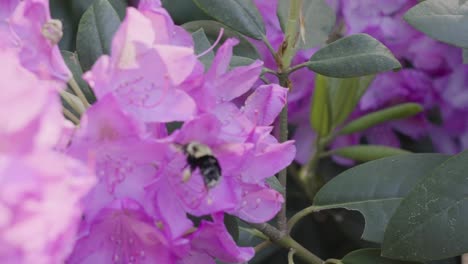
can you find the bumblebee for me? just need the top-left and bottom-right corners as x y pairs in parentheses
(181, 142), (222, 188)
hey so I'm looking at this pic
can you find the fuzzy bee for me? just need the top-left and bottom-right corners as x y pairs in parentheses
(180, 141), (222, 189)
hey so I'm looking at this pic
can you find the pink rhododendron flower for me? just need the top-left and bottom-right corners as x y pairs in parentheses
(66, 95), (169, 222)
(1, 0), (71, 81)
(84, 7), (197, 123)
(67, 199), (189, 264)
(0, 49), (64, 155)
(0, 152), (94, 263)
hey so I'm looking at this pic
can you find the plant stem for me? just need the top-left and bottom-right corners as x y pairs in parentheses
(69, 78), (91, 108)
(288, 249), (296, 264)
(60, 91), (84, 115)
(297, 134), (335, 201)
(281, 0), (301, 69)
(249, 223), (324, 264)
(278, 105), (289, 234)
(63, 108), (80, 124)
(324, 259), (343, 264)
(254, 240), (272, 253)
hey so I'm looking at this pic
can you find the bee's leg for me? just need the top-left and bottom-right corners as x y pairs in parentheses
(182, 167), (192, 182)
(182, 163), (196, 183)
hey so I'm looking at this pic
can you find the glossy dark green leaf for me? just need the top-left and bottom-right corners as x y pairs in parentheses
(182, 20), (260, 59)
(310, 74), (332, 137)
(76, 0), (121, 71)
(50, 0), (75, 50)
(72, 0), (127, 19)
(277, 0), (336, 49)
(404, 0), (468, 48)
(308, 34), (401, 78)
(313, 154), (449, 243)
(108, 0), (127, 19)
(191, 0), (265, 39)
(328, 75), (375, 128)
(191, 28), (215, 69)
(162, 0), (211, 24)
(61, 50), (97, 104)
(333, 145), (411, 162)
(224, 214), (239, 242)
(340, 103), (423, 135)
(342, 248), (421, 264)
(383, 150), (468, 261)
(51, 0), (126, 50)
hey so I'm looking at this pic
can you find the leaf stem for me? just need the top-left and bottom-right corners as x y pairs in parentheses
(287, 205), (319, 233)
(263, 67), (280, 76)
(254, 240), (272, 253)
(249, 223), (324, 264)
(287, 61), (312, 74)
(288, 249), (297, 264)
(261, 35), (278, 60)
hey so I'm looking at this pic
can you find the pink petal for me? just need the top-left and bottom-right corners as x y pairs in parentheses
(232, 184), (284, 223)
(243, 84), (288, 126)
(191, 213), (254, 263)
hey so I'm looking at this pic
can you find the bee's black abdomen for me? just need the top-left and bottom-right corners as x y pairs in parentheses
(196, 156), (221, 187)
(182, 142), (222, 188)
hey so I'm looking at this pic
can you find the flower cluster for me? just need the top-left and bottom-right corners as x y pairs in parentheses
(0, 0), (94, 262)
(0, 0), (295, 263)
(253, 0), (468, 164)
(64, 2), (295, 263)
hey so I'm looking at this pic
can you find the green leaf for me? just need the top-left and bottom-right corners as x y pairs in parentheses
(76, 0), (121, 71)
(307, 34), (401, 78)
(162, 0), (211, 24)
(108, 0), (128, 19)
(404, 0), (468, 49)
(463, 48), (468, 64)
(277, 0), (336, 49)
(191, 0), (265, 39)
(72, 0), (127, 19)
(224, 214), (239, 242)
(342, 248), (421, 264)
(266, 176), (285, 195)
(310, 74), (332, 137)
(191, 28), (215, 69)
(61, 50), (97, 104)
(313, 154), (449, 243)
(340, 103), (423, 135)
(332, 145), (411, 162)
(382, 150), (468, 261)
(328, 75), (375, 128)
(183, 20), (260, 59)
(50, 0), (75, 50)
(230, 56), (256, 68)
